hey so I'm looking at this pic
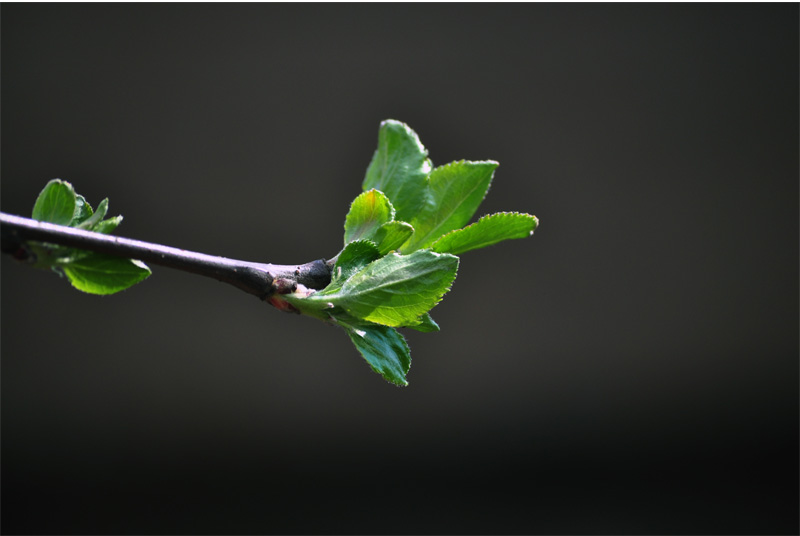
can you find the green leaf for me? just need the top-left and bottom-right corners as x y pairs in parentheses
(59, 254), (151, 295)
(372, 220), (414, 254)
(92, 215), (123, 235)
(431, 212), (539, 255)
(32, 179), (77, 225)
(77, 198), (109, 230)
(286, 241), (382, 319)
(401, 160), (498, 253)
(363, 119), (433, 223)
(72, 195), (94, 225)
(404, 313), (440, 333)
(307, 250), (459, 327)
(328, 240), (382, 292)
(334, 314), (411, 386)
(344, 189), (395, 245)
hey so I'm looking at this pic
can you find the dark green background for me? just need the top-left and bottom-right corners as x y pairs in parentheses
(2, 4), (797, 534)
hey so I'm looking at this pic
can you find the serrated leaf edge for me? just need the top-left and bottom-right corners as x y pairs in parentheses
(349, 251), (459, 326)
(344, 189), (397, 245)
(312, 250), (459, 328)
(431, 211), (539, 254)
(332, 314), (411, 387)
(403, 160), (499, 252)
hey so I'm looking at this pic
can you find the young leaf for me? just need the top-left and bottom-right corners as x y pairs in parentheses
(431, 212), (539, 255)
(344, 189), (394, 245)
(403, 313), (440, 333)
(328, 239), (382, 291)
(77, 198), (109, 230)
(72, 194), (94, 225)
(92, 215), (123, 235)
(333, 314), (411, 387)
(32, 179), (77, 226)
(59, 254), (151, 295)
(363, 120), (433, 223)
(372, 220), (414, 254)
(286, 241), (382, 318)
(401, 160), (498, 253)
(306, 250), (458, 327)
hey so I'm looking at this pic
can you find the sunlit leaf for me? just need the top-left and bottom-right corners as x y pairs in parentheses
(431, 212), (538, 255)
(60, 254), (151, 295)
(363, 120), (432, 223)
(344, 189), (394, 245)
(306, 250), (458, 327)
(372, 220), (414, 254)
(31, 179), (76, 226)
(401, 160), (498, 252)
(334, 314), (411, 386)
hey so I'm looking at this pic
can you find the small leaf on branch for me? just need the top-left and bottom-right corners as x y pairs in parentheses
(60, 254), (151, 295)
(77, 198), (110, 230)
(26, 180), (146, 294)
(363, 120), (433, 223)
(372, 220), (414, 254)
(401, 160), (498, 253)
(92, 215), (123, 235)
(431, 212), (539, 255)
(72, 194), (94, 225)
(344, 189), (395, 245)
(305, 250), (458, 327)
(403, 312), (440, 333)
(328, 239), (382, 292)
(32, 179), (77, 226)
(333, 314), (411, 387)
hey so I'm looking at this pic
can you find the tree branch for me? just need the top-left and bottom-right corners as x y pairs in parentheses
(0, 212), (332, 301)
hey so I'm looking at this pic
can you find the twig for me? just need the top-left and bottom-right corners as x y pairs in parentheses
(0, 212), (332, 300)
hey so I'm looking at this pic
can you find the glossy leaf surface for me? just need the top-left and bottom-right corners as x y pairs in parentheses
(372, 220), (414, 254)
(329, 240), (382, 292)
(432, 212), (539, 255)
(363, 120), (432, 223)
(310, 250), (458, 327)
(60, 254), (151, 295)
(92, 215), (123, 235)
(335, 314), (411, 386)
(32, 179), (77, 226)
(401, 160), (498, 252)
(72, 194), (94, 225)
(403, 312), (440, 333)
(77, 198), (109, 230)
(344, 189), (394, 245)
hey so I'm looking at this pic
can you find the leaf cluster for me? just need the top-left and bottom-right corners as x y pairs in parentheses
(28, 180), (151, 294)
(283, 120), (538, 385)
(16, 120), (538, 386)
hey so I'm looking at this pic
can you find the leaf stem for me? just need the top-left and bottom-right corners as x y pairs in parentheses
(0, 212), (332, 299)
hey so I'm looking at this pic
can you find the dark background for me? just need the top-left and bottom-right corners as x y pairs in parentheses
(1, 4), (797, 535)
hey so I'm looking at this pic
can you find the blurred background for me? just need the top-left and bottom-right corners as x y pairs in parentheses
(1, 4), (797, 534)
